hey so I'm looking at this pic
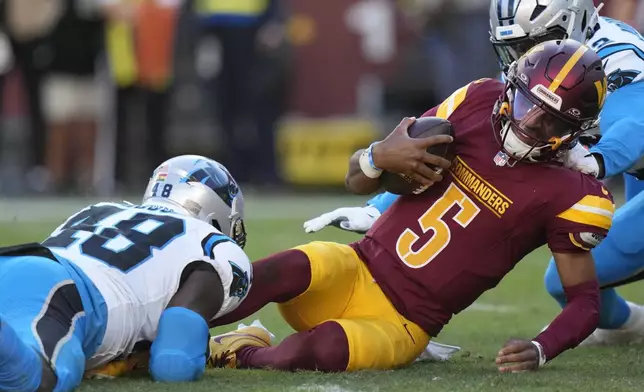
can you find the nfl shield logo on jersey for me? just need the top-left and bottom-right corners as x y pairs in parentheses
(493, 151), (509, 167)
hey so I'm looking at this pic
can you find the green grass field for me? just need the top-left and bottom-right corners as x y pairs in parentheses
(1, 195), (643, 392)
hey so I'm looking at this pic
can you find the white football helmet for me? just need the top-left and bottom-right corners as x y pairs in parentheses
(489, 0), (601, 69)
(142, 155), (247, 248)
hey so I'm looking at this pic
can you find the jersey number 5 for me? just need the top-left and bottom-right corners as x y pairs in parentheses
(396, 183), (480, 268)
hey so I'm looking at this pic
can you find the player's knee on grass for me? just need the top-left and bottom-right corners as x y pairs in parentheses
(150, 350), (204, 383)
(275, 321), (349, 372)
(544, 257), (566, 306)
(150, 307), (209, 382)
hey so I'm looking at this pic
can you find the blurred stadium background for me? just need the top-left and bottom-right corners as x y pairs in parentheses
(0, 0), (637, 199)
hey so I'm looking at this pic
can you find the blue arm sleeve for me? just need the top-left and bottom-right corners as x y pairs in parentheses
(366, 192), (400, 214)
(590, 82), (644, 178)
(149, 307), (209, 382)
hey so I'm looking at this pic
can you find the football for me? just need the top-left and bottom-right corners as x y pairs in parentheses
(380, 117), (455, 195)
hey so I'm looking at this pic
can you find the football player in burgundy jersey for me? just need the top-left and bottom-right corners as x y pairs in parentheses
(204, 39), (613, 373)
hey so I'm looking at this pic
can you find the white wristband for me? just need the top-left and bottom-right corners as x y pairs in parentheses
(531, 341), (547, 367)
(359, 145), (383, 179)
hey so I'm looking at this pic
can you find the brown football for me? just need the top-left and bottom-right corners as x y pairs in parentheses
(380, 117), (455, 195)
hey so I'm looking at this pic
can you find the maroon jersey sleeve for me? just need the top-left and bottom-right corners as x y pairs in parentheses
(546, 173), (615, 253)
(420, 78), (503, 120)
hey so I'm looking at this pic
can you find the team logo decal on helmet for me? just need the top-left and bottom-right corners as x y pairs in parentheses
(179, 161), (239, 208)
(492, 39), (606, 165)
(142, 155), (247, 248)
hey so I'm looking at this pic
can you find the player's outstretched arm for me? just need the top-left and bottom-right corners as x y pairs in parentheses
(149, 266), (225, 383)
(534, 251), (600, 358)
(589, 82), (644, 178)
(345, 117), (452, 195)
(303, 191), (399, 234)
(497, 252), (599, 372)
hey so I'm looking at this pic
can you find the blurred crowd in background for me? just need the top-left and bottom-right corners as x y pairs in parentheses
(0, 0), (640, 196)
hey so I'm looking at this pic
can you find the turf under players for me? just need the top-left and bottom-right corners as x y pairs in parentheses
(207, 39), (614, 373)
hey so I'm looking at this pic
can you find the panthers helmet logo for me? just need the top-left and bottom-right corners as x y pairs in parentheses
(180, 162), (238, 207)
(228, 260), (250, 299)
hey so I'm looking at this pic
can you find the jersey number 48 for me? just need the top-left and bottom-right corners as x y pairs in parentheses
(43, 205), (185, 272)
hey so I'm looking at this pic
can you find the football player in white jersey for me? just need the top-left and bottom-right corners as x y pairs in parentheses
(0, 155), (261, 391)
(304, 0), (644, 353)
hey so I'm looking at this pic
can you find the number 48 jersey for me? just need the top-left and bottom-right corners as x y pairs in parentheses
(42, 202), (252, 368)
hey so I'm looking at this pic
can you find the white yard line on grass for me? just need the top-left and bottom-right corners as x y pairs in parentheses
(468, 302), (517, 313)
(293, 385), (363, 392)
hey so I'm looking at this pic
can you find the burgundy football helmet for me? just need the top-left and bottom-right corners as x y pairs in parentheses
(493, 39), (606, 163)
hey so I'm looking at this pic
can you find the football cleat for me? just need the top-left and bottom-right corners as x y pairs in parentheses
(84, 351), (149, 379)
(580, 302), (644, 346)
(416, 340), (462, 362)
(208, 320), (274, 369)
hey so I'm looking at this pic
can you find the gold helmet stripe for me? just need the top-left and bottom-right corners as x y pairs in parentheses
(549, 45), (589, 93)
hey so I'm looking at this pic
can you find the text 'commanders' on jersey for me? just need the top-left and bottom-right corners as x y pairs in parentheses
(351, 79), (615, 337)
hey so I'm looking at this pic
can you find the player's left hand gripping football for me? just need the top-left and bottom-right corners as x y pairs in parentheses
(372, 117), (453, 185)
(303, 206), (381, 234)
(495, 339), (540, 373)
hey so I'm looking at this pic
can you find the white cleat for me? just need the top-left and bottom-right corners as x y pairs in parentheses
(580, 301), (644, 346)
(236, 319), (276, 341)
(416, 341), (461, 362)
